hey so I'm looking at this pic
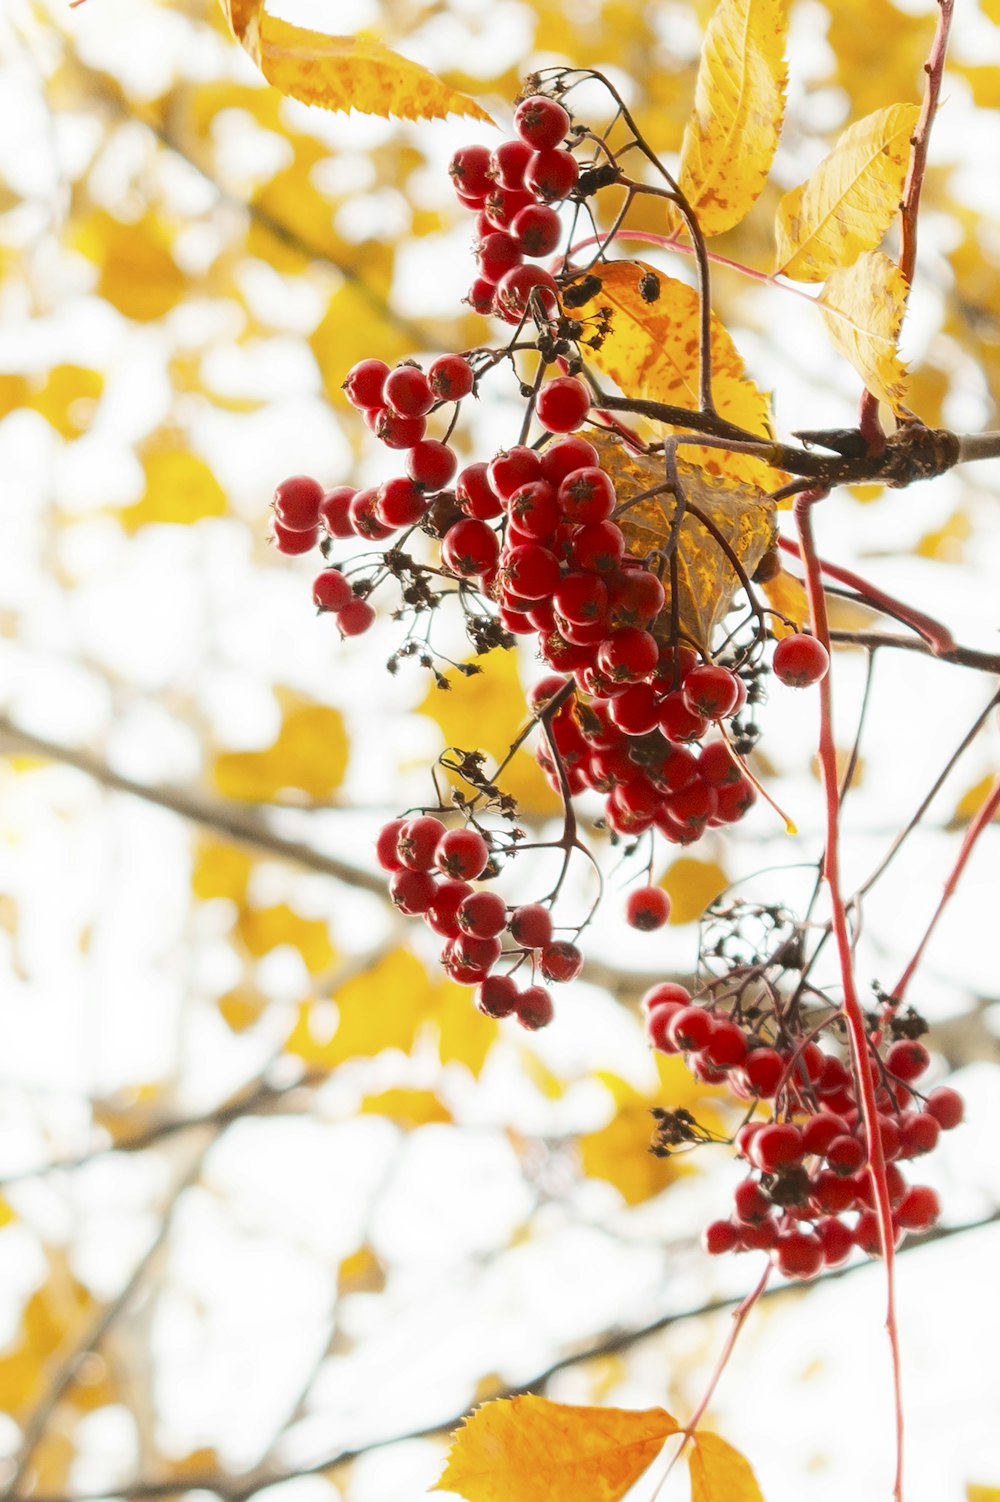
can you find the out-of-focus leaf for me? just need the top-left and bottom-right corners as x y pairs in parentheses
(311, 272), (411, 410)
(217, 988), (267, 1033)
(591, 432), (776, 651)
(690, 1432), (765, 1502)
(0, 1255), (113, 1418)
(774, 105), (919, 281)
(949, 773), (1000, 829)
(286, 948), (427, 1067)
(74, 210), (185, 322)
(761, 566), (810, 637)
(192, 839), (254, 903)
(122, 445), (227, 533)
(236, 902), (336, 974)
(575, 263), (783, 489)
(916, 507), (970, 562)
(968, 1486), (1000, 1502)
(427, 976), (498, 1076)
(819, 251), (910, 411)
(416, 653), (562, 817)
(218, 1), (492, 122)
(360, 1088), (452, 1126)
(212, 697), (349, 802)
(434, 1395), (679, 1502)
(658, 856), (730, 925)
(678, 0), (788, 236)
(28, 365), (103, 439)
(338, 1245), (385, 1294)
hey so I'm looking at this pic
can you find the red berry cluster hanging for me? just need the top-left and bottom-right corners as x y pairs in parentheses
(642, 970), (963, 1278)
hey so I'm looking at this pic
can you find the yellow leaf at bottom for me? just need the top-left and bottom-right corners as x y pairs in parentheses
(819, 251), (909, 413)
(690, 1432), (765, 1502)
(434, 1395), (679, 1502)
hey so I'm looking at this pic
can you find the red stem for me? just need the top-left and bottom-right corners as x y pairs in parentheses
(893, 773), (1000, 1002)
(778, 535), (956, 655)
(794, 491), (905, 1502)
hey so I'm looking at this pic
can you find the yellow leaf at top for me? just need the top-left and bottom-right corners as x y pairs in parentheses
(212, 698), (349, 802)
(819, 251), (910, 412)
(659, 856), (729, 925)
(774, 104), (919, 282)
(416, 652), (561, 817)
(121, 446), (227, 534)
(434, 1395), (679, 1502)
(690, 1433), (765, 1502)
(678, 0), (788, 237)
(219, 0), (491, 123)
(575, 263), (782, 490)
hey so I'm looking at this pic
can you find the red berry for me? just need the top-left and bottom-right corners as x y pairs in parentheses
(895, 1184), (940, 1231)
(697, 741), (741, 787)
(541, 437), (599, 486)
(625, 887), (671, 931)
(570, 520), (625, 573)
(389, 868), (437, 915)
(494, 264), (560, 323)
(489, 446), (543, 499)
(511, 202), (563, 257)
(802, 1112), (850, 1157)
(925, 1085), (963, 1129)
(466, 277), (497, 315)
(476, 974), (520, 1018)
(826, 1134), (866, 1175)
(818, 1217), (855, 1266)
(376, 818), (407, 872)
(349, 489), (395, 540)
(272, 519), (318, 555)
(406, 440), (458, 492)
(442, 518), (500, 578)
(312, 569), (353, 613)
(752, 1123), (805, 1172)
(885, 1040), (931, 1082)
(318, 486), (356, 539)
(435, 827), (490, 880)
(666, 779), (718, 832)
(376, 476), (427, 529)
(774, 1230), (823, 1279)
(742, 1047), (785, 1096)
(457, 891), (507, 939)
(509, 479), (559, 539)
(475, 231), (523, 284)
(425, 878), (474, 938)
(773, 633), (830, 688)
(668, 1006), (713, 1052)
(536, 376), (590, 433)
(508, 903), (553, 949)
(605, 568), (665, 627)
(336, 599), (376, 636)
(453, 932), (502, 974)
(397, 815), (446, 871)
(539, 941), (583, 983)
(646, 1003), (685, 1052)
(514, 95), (571, 150)
(734, 1180), (771, 1224)
(273, 474), (324, 531)
(898, 1111), (940, 1157)
(642, 982), (692, 1012)
(702, 1220), (740, 1255)
(375, 408), (426, 450)
(658, 692), (707, 743)
(343, 358), (389, 408)
(525, 148), (579, 202)
(428, 354), (474, 402)
(483, 185), (535, 232)
(517, 984), (555, 1030)
(557, 466), (616, 525)
(683, 664), (740, 719)
(503, 543), (560, 599)
(384, 365), (434, 418)
(596, 627), (658, 684)
(608, 683), (659, 736)
(456, 463), (502, 520)
(449, 144), (492, 198)
(705, 1018), (748, 1068)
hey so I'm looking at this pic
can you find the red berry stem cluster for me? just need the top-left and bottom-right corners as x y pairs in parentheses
(641, 954), (963, 1279)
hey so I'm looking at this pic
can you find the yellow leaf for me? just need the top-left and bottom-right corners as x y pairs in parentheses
(416, 653), (561, 817)
(575, 263), (782, 489)
(427, 976), (498, 1076)
(0, 373), (29, 420)
(28, 365), (103, 439)
(819, 251), (910, 412)
(658, 856), (729, 925)
(590, 432), (776, 651)
(0, 1255), (113, 1418)
(312, 274), (412, 411)
(212, 698), (349, 802)
(968, 1487), (1000, 1502)
(915, 507), (970, 562)
(338, 1245), (385, 1294)
(690, 1432), (765, 1502)
(760, 566), (809, 638)
(949, 773), (1000, 828)
(285, 948), (427, 1067)
(0, 1198), (14, 1229)
(678, 0), (788, 237)
(434, 1395), (679, 1502)
(219, 1), (491, 123)
(775, 104), (919, 281)
(217, 988), (267, 1033)
(236, 902), (336, 974)
(191, 838), (254, 903)
(360, 1088), (452, 1127)
(122, 446), (227, 533)
(74, 210), (185, 322)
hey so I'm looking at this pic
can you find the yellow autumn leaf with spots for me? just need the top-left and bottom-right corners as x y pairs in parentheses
(775, 104), (919, 281)
(236, 902), (336, 974)
(690, 1432), (765, 1502)
(679, 0), (788, 237)
(122, 446), (227, 533)
(819, 251), (910, 411)
(212, 698), (349, 802)
(218, 1), (491, 123)
(574, 264), (783, 490)
(73, 210), (185, 322)
(659, 856), (729, 925)
(434, 1395), (680, 1502)
(761, 566), (810, 638)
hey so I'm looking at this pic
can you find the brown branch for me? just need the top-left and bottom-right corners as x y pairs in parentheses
(829, 629), (1000, 675)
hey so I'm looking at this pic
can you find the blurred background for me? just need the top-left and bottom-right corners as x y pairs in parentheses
(3, 0), (1000, 1498)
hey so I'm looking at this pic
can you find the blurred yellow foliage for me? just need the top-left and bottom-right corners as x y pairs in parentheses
(213, 698), (350, 801)
(236, 901), (336, 973)
(658, 856), (729, 925)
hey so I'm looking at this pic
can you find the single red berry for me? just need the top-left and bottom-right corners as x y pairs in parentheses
(898, 1111), (940, 1157)
(475, 231), (523, 284)
(683, 663), (740, 719)
(536, 376), (590, 433)
(375, 408), (426, 451)
(271, 519), (318, 555)
(456, 463), (502, 520)
(525, 147), (580, 202)
(666, 779), (718, 831)
(817, 1216), (855, 1266)
(511, 202), (563, 257)
(653, 746), (699, 794)
(435, 827), (490, 880)
(570, 520), (625, 573)
(697, 741), (741, 787)
(702, 1220), (740, 1255)
(442, 518), (501, 578)
(508, 479), (560, 539)
(312, 569), (353, 613)
(457, 891), (507, 940)
(318, 486), (356, 539)
(925, 1086), (963, 1130)
(705, 1018), (748, 1068)
(608, 683), (659, 736)
(483, 185), (535, 232)
(657, 692), (707, 743)
(517, 984), (555, 1030)
(642, 982), (692, 1012)
(826, 1133), (867, 1175)
(802, 1112), (850, 1157)
(389, 868), (437, 915)
(668, 1005), (713, 1052)
(489, 446), (543, 499)
(425, 878), (474, 938)
(895, 1184), (940, 1231)
(541, 437), (599, 486)
(885, 1039), (931, 1082)
(449, 144), (493, 199)
(557, 466), (616, 525)
(476, 973), (520, 1018)
(406, 440), (458, 492)
(734, 1180), (771, 1224)
(625, 887), (671, 931)
(539, 941), (583, 983)
(375, 818), (407, 873)
(740, 1216), (779, 1251)
(741, 1047), (785, 1096)
(343, 358), (389, 408)
(494, 264), (560, 323)
(773, 633), (830, 688)
(605, 567), (665, 627)
(349, 489), (395, 541)
(646, 1003), (685, 1052)
(384, 365), (434, 418)
(273, 474), (324, 531)
(453, 932), (502, 975)
(466, 277), (497, 315)
(488, 138), (533, 189)
(428, 354), (475, 402)
(752, 1123), (805, 1172)
(514, 95), (571, 150)
(508, 903), (553, 949)
(774, 1230), (823, 1279)
(336, 599), (376, 636)
(812, 1169), (856, 1215)
(554, 571), (608, 625)
(503, 543), (560, 599)
(376, 476), (427, 529)
(596, 627), (658, 684)
(397, 815), (446, 871)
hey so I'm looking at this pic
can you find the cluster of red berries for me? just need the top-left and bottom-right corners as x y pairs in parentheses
(375, 812), (585, 1028)
(642, 982), (962, 1278)
(448, 94), (577, 321)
